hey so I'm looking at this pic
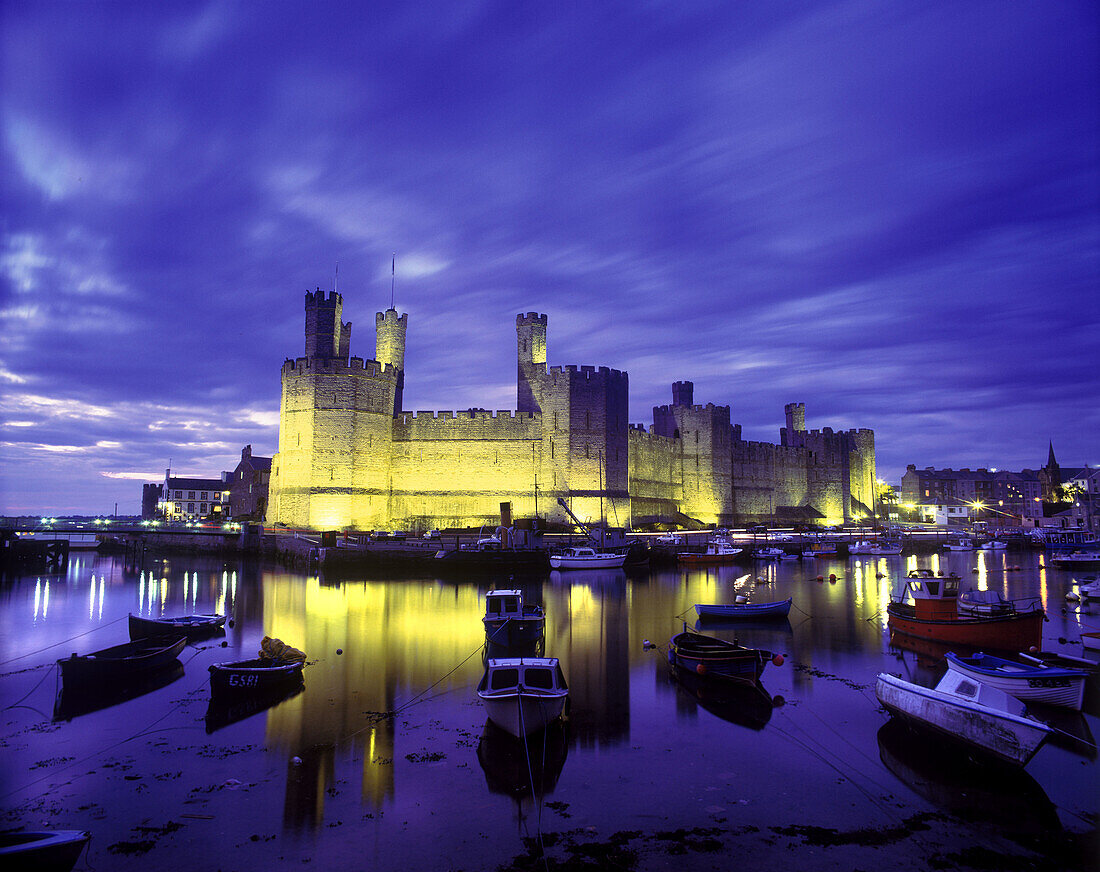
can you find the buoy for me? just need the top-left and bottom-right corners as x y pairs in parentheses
(771, 653), (785, 666)
(772, 695), (786, 707)
(971, 568), (980, 574)
(875, 572), (885, 579)
(816, 575), (824, 582)
(291, 756), (302, 766)
(336, 648), (343, 655)
(228, 619), (235, 628)
(695, 663), (707, 675)
(735, 594), (748, 604)
(642, 639), (654, 650)
(220, 640), (228, 647)
(1029, 646), (1039, 653)
(1058, 636), (1068, 645)
(829, 573), (837, 583)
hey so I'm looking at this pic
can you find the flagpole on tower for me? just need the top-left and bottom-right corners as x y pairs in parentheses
(390, 252), (395, 310)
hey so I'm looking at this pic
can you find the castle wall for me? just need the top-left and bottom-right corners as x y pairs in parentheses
(627, 427), (682, 524)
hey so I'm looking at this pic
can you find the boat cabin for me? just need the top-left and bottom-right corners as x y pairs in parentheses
(484, 589), (528, 621)
(902, 571), (961, 620)
(482, 658), (568, 694)
(563, 547), (597, 558)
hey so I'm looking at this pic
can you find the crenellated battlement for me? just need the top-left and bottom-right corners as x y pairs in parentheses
(282, 356), (399, 378)
(398, 409), (538, 423)
(547, 364), (628, 382)
(305, 289), (341, 307)
(652, 402), (730, 416)
(376, 309), (408, 327)
(517, 312), (548, 326)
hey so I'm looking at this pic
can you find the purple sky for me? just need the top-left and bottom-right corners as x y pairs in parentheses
(2, 1), (1097, 516)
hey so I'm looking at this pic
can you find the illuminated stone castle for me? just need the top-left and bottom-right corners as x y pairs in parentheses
(267, 291), (876, 530)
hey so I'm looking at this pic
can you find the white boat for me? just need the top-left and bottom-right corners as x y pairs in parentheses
(944, 651), (1087, 710)
(979, 540), (1008, 550)
(677, 540), (743, 564)
(1082, 632), (1100, 651)
(549, 546), (626, 570)
(942, 537), (975, 551)
(477, 657), (569, 737)
(875, 671), (1052, 766)
(752, 547), (785, 560)
(1051, 551), (1100, 569)
(655, 533), (684, 546)
(957, 589), (1014, 618)
(849, 539), (903, 556)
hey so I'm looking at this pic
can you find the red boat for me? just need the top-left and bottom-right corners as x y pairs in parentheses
(886, 570), (1045, 652)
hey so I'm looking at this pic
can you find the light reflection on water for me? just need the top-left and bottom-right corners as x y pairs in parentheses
(0, 549), (1097, 868)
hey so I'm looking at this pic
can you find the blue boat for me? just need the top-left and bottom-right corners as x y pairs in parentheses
(667, 626), (781, 684)
(944, 651), (1088, 710)
(694, 598), (792, 621)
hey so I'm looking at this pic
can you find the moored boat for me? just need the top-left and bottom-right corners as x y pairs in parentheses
(667, 626), (781, 684)
(57, 636), (187, 684)
(751, 547), (785, 560)
(1050, 551), (1100, 569)
(875, 671), (1052, 766)
(477, 657), (569, 737)
(677, 540), (743, 565)
(849, 539), (903, 556)
(128, 612), (226, 641)
(694, 598), (792, 621)
(549, 546), (626, 570)
(886, 570), (1044, 652)
(209, 658), (305, 694)
(483, 589), (545, 647)
(942, 537), (975, 551)
(0, 829), (90, 872)
(944, 651), (1087, 710)
(979, 540), (1008, 550)
(957, 589), (1013, 618)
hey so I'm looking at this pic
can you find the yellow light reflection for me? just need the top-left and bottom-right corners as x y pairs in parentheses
(34, 578), (41, 621)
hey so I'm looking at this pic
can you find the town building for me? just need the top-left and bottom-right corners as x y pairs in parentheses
(229, 445), (272, 521)
(900, 465), (1045, 527)
(267, 291), (876, 531)
(158, 472), (230, 523)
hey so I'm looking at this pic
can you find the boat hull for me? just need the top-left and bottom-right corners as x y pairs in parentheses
(548, 554), (626, 569)
(945, 653), (1086, 710)
(667, 631), (774, 684)
(478, 691), (568, 737)
(0, 830), (90, 872)
(57, 636), (187, 684)
(694, 599), (792, 620)
(209, 659), (305, 695)
(886, 603), (1044, 652)
(128, 612), (226, 641)
(483, 615), (545, 647)
(875, 673), (1050, 766)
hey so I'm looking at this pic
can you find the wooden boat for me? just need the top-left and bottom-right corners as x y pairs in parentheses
(128, 612), (226, 641)
(549, 546), (626, 570)
(54, 662), (184, 721)
(483, 589), (545, 647)
(979, 540), (1008, 550)
(694, 598), (792, 621)
(57, 636), (187, 684)
(204, 679), (304, 732)
(667, 627), (780, 684)
(942, 537), (975, 551)
(477, 657), (569, 737)
(667, 669), (777, 730)
(434, 535), (550, 574)
(677, 540), (743, 565)
(1082, 631), (1100, 652)
(751, 547), (784, 560)
(849, 539), (903, 556)
(209, 658), (305, 694)
(875, 671), (1052, 766)
(886, 570), (1044, 652)
(944, 651), (1087, 710)
(0, 829), (90, 872)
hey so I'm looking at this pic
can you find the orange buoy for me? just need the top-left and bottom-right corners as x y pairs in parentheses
(816, 575), (824, 582)
(771, 653), (785, 666)
(695, 663), (707, 675)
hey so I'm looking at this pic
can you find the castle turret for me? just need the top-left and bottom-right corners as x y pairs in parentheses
(517, 313), (548, 414)
(305, 289), (351, 362)
(672, 381), (694, 407)
(785, 402), (805, 433)
(376, 308), (408, 413)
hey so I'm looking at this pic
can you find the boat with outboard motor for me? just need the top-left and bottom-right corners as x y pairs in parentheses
(667, 625), (783, 684)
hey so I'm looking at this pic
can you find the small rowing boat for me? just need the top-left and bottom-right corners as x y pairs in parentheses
(0, 829), (90, 872)
(694, 598), (792, 620)
(58, 636), (187, 684)
(128, 612), (226, 641)
(667, 626), (782, 684)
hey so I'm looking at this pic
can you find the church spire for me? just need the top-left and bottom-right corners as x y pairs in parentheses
(1047, 439), (1058, 471)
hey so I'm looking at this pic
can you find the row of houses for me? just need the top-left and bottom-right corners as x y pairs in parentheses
(141, 445), (272, 524)
(898, 444), (1099, 530)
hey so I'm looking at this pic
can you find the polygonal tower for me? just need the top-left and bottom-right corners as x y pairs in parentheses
(376, 308), (408, 414)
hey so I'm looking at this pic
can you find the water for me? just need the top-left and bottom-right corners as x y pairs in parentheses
(1, 549), (1096, 870)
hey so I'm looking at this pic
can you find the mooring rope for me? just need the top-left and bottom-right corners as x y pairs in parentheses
(0, 614), (127, 668)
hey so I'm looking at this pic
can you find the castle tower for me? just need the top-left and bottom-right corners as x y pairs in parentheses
(376, 308), (408, 414)
(785, 402), (806, 433)
(672, 381), (693, 406)
(517, 313), (548, 414)
(305, 289), (351, 362)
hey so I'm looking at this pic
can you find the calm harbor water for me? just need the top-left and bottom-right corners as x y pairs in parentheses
(1, 548), (1097, 871)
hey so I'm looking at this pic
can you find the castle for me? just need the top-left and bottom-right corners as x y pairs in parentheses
(267, 291), (876, 530)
